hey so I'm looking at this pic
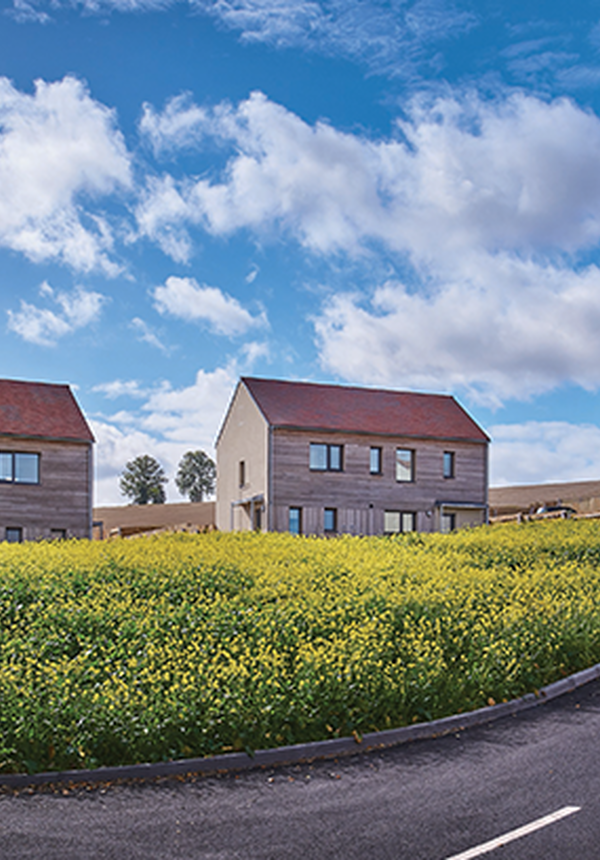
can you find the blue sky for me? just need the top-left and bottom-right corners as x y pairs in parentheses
(2, 0), (600, 503)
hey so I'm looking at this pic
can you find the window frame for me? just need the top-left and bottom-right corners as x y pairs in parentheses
(443, 451), (455, 479)
(441, 512), (456, 533)
(369, 446), (382, 475)
(5, 527), (23, 543)
(395, 448), (415, 483)
(0, 452), (40, 485)
(289, 506), (302, 535)
(309, 443), (343, 472)
(384, 510), (417, 535)
(239, 460), (246, 488)
(323, 507), (337, 533)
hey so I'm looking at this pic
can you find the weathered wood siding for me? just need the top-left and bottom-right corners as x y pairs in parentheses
(0, 437), (92, 541)
(271, 429), (487, 535)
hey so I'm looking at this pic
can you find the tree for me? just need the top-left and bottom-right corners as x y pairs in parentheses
(175, 450), (216, 502)
(119, 455), (167, 505)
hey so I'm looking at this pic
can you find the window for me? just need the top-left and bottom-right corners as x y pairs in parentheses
(289, 507), (302, 535)
(50, 529), (67, 540)
(370, 447), (382, 475)
(5, 527), (22, 543)
(239, 460), (246, 488)
(324, 508), (337, 533)
(384, 511), (416, 534)
(0, 452), (40, 484)
(443, 451), (455, 479)
(441, 512), (456, 533)
(396, 448), (414, 482)
(309, 443), (343, 472)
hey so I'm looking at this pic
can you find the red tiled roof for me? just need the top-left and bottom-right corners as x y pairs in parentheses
(0, 379), (94, 442)
(242, 377), (489, 443)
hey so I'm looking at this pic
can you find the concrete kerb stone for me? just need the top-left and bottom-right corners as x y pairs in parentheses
(2, 662), (600, 790)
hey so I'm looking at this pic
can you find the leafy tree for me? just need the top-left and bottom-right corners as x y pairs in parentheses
(119, 454), (167, 505)
(175, 450), (216, 502)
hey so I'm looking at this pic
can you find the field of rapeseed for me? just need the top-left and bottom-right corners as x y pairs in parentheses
(0, 520), (599, 774)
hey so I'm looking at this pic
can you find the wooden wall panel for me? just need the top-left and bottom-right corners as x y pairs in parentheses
(271, 429), (487, 536)
(0, 437), (92, 540)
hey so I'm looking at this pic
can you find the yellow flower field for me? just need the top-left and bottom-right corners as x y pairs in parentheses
(0, 520), (599, 774)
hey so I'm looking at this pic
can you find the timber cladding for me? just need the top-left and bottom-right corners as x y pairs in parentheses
(271, 429), (487, 535)
(0, 437), (92, 540)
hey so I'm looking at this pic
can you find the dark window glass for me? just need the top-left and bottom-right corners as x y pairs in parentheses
(289, 507), (302, 535)
(443, 451), (455, 479)
(50, 529), (67, 540)
(5, 527), (22, 543)
(329, 445), (342, 471)
(239, 460), (246, 488)
(370, 447), (382, 474)
(324, 508), (337, 532)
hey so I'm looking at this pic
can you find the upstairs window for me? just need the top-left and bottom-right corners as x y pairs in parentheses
(239, 460), (246, 488)
(443, 451), (455, 479)
(310, 443), (343, 472)
(0, 452), (40, 484)
(396, 449), (414, 482)
(370, 447), (382, 475)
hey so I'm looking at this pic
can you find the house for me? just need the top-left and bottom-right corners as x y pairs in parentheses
(0, 379), (94, 542)
(216, 377), (489, 536)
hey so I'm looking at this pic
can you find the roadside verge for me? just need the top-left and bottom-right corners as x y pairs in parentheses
(2, 662), (599, 789)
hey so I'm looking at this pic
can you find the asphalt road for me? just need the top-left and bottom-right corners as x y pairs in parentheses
(1, 679), (599, 860)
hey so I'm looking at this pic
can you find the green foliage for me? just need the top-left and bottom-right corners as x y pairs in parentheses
(0, 520), (599, 773)
(175, 450), (216, 502)
(119, 454), (167, 505)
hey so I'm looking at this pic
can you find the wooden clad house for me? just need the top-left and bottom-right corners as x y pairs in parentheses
(0, 379), (94, 542)
(216, 377), (489, 536)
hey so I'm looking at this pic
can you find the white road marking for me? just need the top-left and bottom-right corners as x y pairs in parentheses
(444, 805), (581, 860)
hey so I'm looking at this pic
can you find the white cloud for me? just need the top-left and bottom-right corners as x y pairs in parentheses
(0, 76), (131, 273)
(10, 1), (474, 77)
(152, 275), (266, 336)
(92, 379), (149, 399)
(137, 90), (600, 260)
(7, 282), (107, 346)
(313, 257), (600, 406)
(130, 317), (169, 352)
(489, 421), (600, 486)
(139, 93), (208, 156)
(91, 366), (236, 504)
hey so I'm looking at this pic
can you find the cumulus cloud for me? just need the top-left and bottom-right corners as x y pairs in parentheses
(489, 421), (600, 486)
(91, 366), (236, 503)
(152, 275), (266, 336)
(139, 93), (209, 156)
(0, 76), (131, 273)
(137, 90), (600, 261)
(313, 257), (600, 406)
(7, 282), (107, 346)
(92, 379), (149, 399)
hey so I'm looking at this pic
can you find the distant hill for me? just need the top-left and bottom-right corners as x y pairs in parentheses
(489, 480), (600, 518)
(93, 501), (216, 539)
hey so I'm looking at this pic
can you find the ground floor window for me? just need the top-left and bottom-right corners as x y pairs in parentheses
(289, 507), (302, 535)
(324, 507), (337, 533)
(5, 527), (22, 543)
(50, 529), (67, 540)
(384, 511), (416, 534)
(441, 512), (456, 533)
